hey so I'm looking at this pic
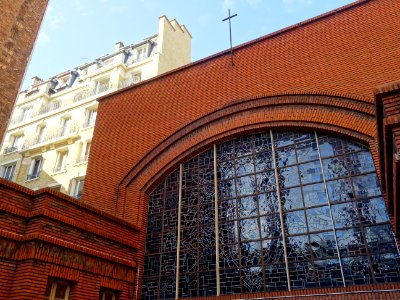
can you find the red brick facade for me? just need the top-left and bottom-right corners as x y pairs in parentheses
(81, 0), (400, 298)
(0, 179), (140, 299)
(0, 0), (48, 142)
(375, 82), (400, 236)
(2, 0), (400, 299)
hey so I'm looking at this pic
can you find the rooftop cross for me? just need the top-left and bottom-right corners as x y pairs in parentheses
(222, 9), (238, 66)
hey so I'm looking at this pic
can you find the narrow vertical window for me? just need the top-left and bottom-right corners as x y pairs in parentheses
(27, 157), (42, 180)
(54, 151), (68, 173)
(1, 163), (17, 181)
(44, 278), (70, 300)
(72, 178), (85, 200)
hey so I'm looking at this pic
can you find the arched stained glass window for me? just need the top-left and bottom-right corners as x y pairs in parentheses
(142, 131), (400, 299)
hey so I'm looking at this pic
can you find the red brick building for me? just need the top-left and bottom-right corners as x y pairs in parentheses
(3, 0), (400, 299)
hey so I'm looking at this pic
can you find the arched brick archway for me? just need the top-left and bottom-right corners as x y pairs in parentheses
(117, 92), (377, 226)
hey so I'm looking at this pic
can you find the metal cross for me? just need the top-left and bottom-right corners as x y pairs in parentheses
(222, 9), (238, 66)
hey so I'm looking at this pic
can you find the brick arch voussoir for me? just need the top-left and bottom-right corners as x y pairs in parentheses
(119, 93), (376, 199)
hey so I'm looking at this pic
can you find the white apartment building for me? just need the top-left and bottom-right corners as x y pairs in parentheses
(0, 16), (191, 198)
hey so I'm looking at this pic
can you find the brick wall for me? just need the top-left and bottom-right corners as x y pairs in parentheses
(82, 0), (400, 298)
(0, 178), (140, 299)
(0, 0), (48, 143)
(375, 82), (400, 236)
(85, 0), (400, 220)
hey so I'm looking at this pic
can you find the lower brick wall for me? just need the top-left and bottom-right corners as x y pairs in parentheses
(191, 284), (400, 300)
(0, 179), (139, 300)
(0, 259), (16, 299)
(9, 260), (49, 300)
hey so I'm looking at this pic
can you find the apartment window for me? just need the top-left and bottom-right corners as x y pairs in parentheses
(77, 141), (91, 163)
(44, 278), (70, 300)
(60, 117), (71, 137)
(27, 157), (42, 180)
(96, 78), (110, 94)
(137, 47), (147, 61)
(85, 109), (97, 127)
(71, 178), (85, 200)
(37, 125), (46, 143)
(21, 106), (33, 121)
(4, 134), (24, 153)
(100, 289), (117, 300)
(1, 163), (16, 181)
(54, 151), (68, 173)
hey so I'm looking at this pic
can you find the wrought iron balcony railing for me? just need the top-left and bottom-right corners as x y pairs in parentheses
(37, 101), (61, 115)
(21, 124), (79, 150)
(119, 76), (141, 89)
(3, 146), (19, 154)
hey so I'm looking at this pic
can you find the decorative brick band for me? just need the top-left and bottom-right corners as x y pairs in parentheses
(121, 94), (375, 192)
(113, 94), (376, 225)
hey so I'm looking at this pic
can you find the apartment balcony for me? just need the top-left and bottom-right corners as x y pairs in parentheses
(36, 101), (61, 115)
(73, 83), (111, 103)
(73, 89), (95, 102)
(120, 76), (141, 89)
(125, 54), (149, 66)
(97, 82), (111, 93)
(10, 102), (61, 126)
(3, 145), (21, 154)
(21, 124), (80, 151)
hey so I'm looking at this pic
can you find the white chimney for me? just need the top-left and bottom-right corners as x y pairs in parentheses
(115, 41), (124, 53)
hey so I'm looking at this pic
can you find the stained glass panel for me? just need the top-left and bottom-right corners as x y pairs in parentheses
(299, 160), (323, 184)
(302, 183), (328, 207)
(296, 139), (319, 163)
(143, 131), (399, 299)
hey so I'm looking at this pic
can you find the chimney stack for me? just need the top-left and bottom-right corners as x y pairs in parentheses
(115, 41), (124, 53)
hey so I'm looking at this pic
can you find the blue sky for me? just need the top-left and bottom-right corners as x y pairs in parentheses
(23, 0), (355, 89)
